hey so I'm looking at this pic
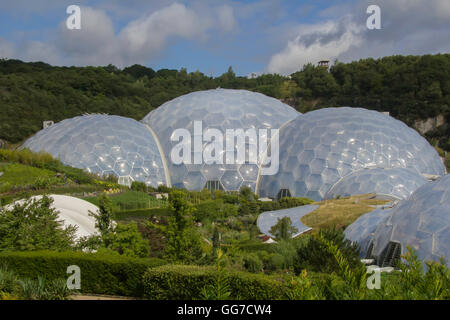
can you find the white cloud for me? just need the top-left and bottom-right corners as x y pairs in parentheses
(267, 0), (450, 75)
(117, 3), (213, 65)
(5, 2), (237, 68)
(55, 6), (119, 66)
(0, 38), (15, 59)
(267, 18), (363, 75)
(216, 5), (236, 33)
(20, 41), (63, 65)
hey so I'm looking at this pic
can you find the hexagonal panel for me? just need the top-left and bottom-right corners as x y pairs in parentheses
(258, 107), (445, 201)
(21, 114), (168, 188)
(221, 170), (244, 191)
(142, 89), (299, 192)
(371, 174), (450, 267)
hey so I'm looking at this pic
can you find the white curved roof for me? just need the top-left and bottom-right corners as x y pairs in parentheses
(10, 194), (99, 239)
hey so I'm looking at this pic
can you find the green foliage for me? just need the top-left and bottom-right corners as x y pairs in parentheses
(292, 63), (339, 98)
(201, 249), (231, 300)
(112, 207), (172, 221)
(0, 163), (54, 187)
(85, 190), (167, 212)
(142, 264), (289, 300)
(259, 197), (314, 213)
(267, 239), (301, 271)
(194, 199), (238, 222)
(0, 250), (166, 297)
(294, 228), (362, 274)
(314, 231), (367, 299)
(286, 270), (322, 300)
(269, 217), (299, 241)
(0, 149), (94, 184)
(374, 247), (450, 300)
(130, 181), (145, 192)
(243, 253), (264, 273)
(102, 222), (150, 258)
(0, 265), (20, 294)
(163, 190), (202, 262)
(17, 277), (71, 300)
(212, 227), (220, 251)
(1, 56), (449, 151)
(0, 266), (71, 300)
(89, 194), (114, 236)
(0, 195), (77, 251)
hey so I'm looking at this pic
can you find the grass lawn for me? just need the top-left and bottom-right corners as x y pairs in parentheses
(301, 194), (388, 232)
(83, 190), (167, 211)
(0, 163), (54, 186)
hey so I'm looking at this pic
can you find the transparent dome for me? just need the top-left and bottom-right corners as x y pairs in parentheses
(142, 89), (299, 191)
(325, 167), (427, 200)
(344, 206), (393, 258)
(258, 107), (445, 201)
(257, 205), (319, 238)
(372, 175), (450, 267)
(22, 114), (167, 188)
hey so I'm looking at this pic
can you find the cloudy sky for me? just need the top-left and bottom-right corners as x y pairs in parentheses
(1, 0), (450, 76)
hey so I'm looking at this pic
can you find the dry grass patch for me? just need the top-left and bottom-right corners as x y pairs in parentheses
(301, 194), (388, 233)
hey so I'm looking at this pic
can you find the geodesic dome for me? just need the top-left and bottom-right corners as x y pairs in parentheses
(344, 206), (393, 258)
(258, 107), (445, 201)
(371, 175), (450, 267)
(142, 89), (299, 191)
(22, 114), (167, 188)
(325, 167), (427, 200)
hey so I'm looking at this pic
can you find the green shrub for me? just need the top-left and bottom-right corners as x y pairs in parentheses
(0, 250), (166, 297)
(0, 149), (95, 184)
(112, 207), (172, 220)
(259, 197), (314, 213)
(266, 254), (285, 271)
(17, 277), (71, 300)
(0, 266), (20, 293)
(143, 264), (290, 300)
(294, 228), (362, 274)
(0, 195), (77, 251)
(373, 248), (450, 300)
(201, 249), (231, 300)
(243, 253), (264, 273)
(194, 199), (238, 222)
(131, 181), (152, 192)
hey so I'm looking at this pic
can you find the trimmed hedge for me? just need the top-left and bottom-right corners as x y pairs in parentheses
(0, 250), (166, 297)
(142, 265), (290, 300)
(113, 207), (172, 220)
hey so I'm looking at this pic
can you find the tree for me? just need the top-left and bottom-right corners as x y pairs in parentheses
(269, 217), (298, 241)
(0, 196), (76, 251)
(293, 228), (361, 274)
(81, 194), (150, 257)
(163, 190), (202, 262)
(89, 194), (113, 236)
(102, 222), (149, 258)
(212, 226), (220, 251)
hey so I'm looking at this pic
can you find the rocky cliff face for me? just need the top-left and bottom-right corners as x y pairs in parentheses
(414, 114), (445, 134)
